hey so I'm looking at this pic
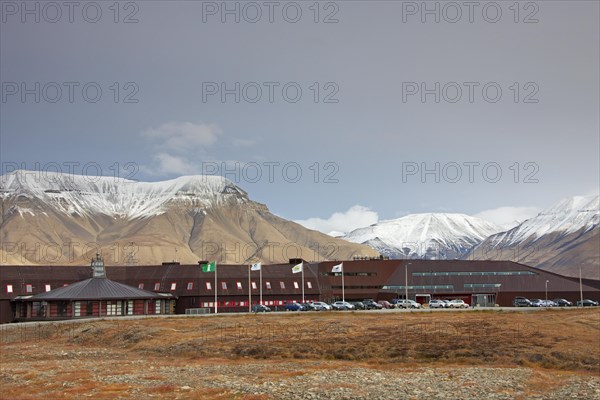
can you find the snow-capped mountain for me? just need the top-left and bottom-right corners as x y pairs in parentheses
(343, 213), (503, 260)
(466, 195), (599, 279)
(0, 170), (249, 219)
(0, 170), (377, 265)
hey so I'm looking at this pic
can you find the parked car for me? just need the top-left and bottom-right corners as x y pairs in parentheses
(310, 301), (332, 311)
(377, 300), (394, 309)
(512, 297), (532, 307)
(251, 304), (271, 313)
(449, 299), (469, 308)
(441, 300), (452, 308)
(331, 301), (355, 310)
(284, 302), (304, 311)
(362, 299), (383, 310)
(539, 299), (556, 307)
(350, 301), (366, 310)
(429, 299), (446, 309)
(552, 298), (573, 307)
(300, 303), (316, 311)
(395, 299), (422, 309)
(576, 299), (599, 307)
(529, 299), (544, 307)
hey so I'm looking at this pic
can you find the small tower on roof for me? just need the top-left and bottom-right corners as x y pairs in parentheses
(91, 253), (106, 278)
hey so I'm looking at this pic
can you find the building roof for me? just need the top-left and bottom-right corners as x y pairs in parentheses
(19, 277), (170, 301)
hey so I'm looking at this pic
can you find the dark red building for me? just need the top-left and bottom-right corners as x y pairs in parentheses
(1, 258), (598, 323)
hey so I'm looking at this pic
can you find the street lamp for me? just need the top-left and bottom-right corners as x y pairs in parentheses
(405, 262), (412, 309)
(545, 280), (549, 307)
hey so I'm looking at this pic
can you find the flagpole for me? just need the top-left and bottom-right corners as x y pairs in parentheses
(341, 263), (345, 302)
(260, 266), (263, 305)
(214, 262), (218, 314)
(302, 263), (305, 303)
(248, 264), (251, 312)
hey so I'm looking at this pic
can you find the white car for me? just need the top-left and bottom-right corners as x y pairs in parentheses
(429, 299), (445, 309)
(332, 301), (355, 310)
(396, 299), (422, 309)
(449, 299), (469, 308)
(311, 301), (332, 311)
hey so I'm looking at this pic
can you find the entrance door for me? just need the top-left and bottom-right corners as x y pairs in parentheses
(471, 294), (496, 307)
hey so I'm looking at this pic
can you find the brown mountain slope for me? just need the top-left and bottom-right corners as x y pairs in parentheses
(0, 172), (377, 266)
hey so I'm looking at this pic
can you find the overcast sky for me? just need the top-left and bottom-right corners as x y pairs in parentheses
(1, 1), (598, 233)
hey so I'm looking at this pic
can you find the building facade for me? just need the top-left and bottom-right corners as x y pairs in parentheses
(1, 259), (598, 323)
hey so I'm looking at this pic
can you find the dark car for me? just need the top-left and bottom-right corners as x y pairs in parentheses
(378, 300), (394, 309)
(362, 299), (383, 310)
(512, 297), (532, 307)
(552, 298), (572, 307)
(284, 302), (304, 311)
(251, 304), (271, 313)
(300, 302), (316, 311)
(576, 299), (599, 307)
(350, 301), (366, 310)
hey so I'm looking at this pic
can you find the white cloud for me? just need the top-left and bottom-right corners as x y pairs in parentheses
(474, 206), (541, 230)
(142, 122), (221, 153)
(295, 205), (379, 236)
(141, 122), (222, 177)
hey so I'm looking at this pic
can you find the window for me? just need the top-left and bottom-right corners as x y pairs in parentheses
(25, 284), (32, 293)
(280, 281), (285, 289)
(236, 282), (243, 290)
(74, 301), (81, 317)
(187, 282), (194, 290)
(6, 285), (13, 293)
(221, 282), (228, 290)
(381, 285), (454, 290)
(170, 283), (177, 291)
(127, 300), (134, 315)
(307, 281), (312, 289)
(265, 281), (271, 289)
(251, 282), (257, 290)
(138, 283), (144, 289)
(413, 271), (537, 277)
(154, 283), (161, 291)
(464, 283), (502, 288)
(45, 284), (51, 292)
(86, 301), (94, 316)
(206, 282), (212, 290)
(107, 301), (121, 316)
(155, 301), (161, 314)
(293, 281), (299, 289)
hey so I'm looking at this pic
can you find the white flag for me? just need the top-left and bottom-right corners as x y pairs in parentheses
(292, 262), (303, 274)
(251, 262), (262, 271)
(332, 263), (343, 273)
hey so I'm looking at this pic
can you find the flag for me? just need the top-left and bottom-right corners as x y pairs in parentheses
(332, 263), (343, 273)
(201, 261), (216, 272)
(251, 262), (262, 271)
(292, 262), (303, 274)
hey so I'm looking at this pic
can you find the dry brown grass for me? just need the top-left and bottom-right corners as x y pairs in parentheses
(0, 308), (598, 399)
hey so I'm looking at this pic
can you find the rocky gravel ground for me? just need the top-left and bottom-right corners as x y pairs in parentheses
(1, 310), (599, 399)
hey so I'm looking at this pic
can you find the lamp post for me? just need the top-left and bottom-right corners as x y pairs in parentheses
(545, 280), (549, 307)
(405, 262), (411, 309)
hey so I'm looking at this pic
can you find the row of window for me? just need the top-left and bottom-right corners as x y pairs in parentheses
(7, 284), (57, 294)
(141, 280), (314, 292)
(383, 283), (503, 290)
(200, 300), (299, 308)
(412, 271), (537, 277)
(5, 280), (314, 294)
